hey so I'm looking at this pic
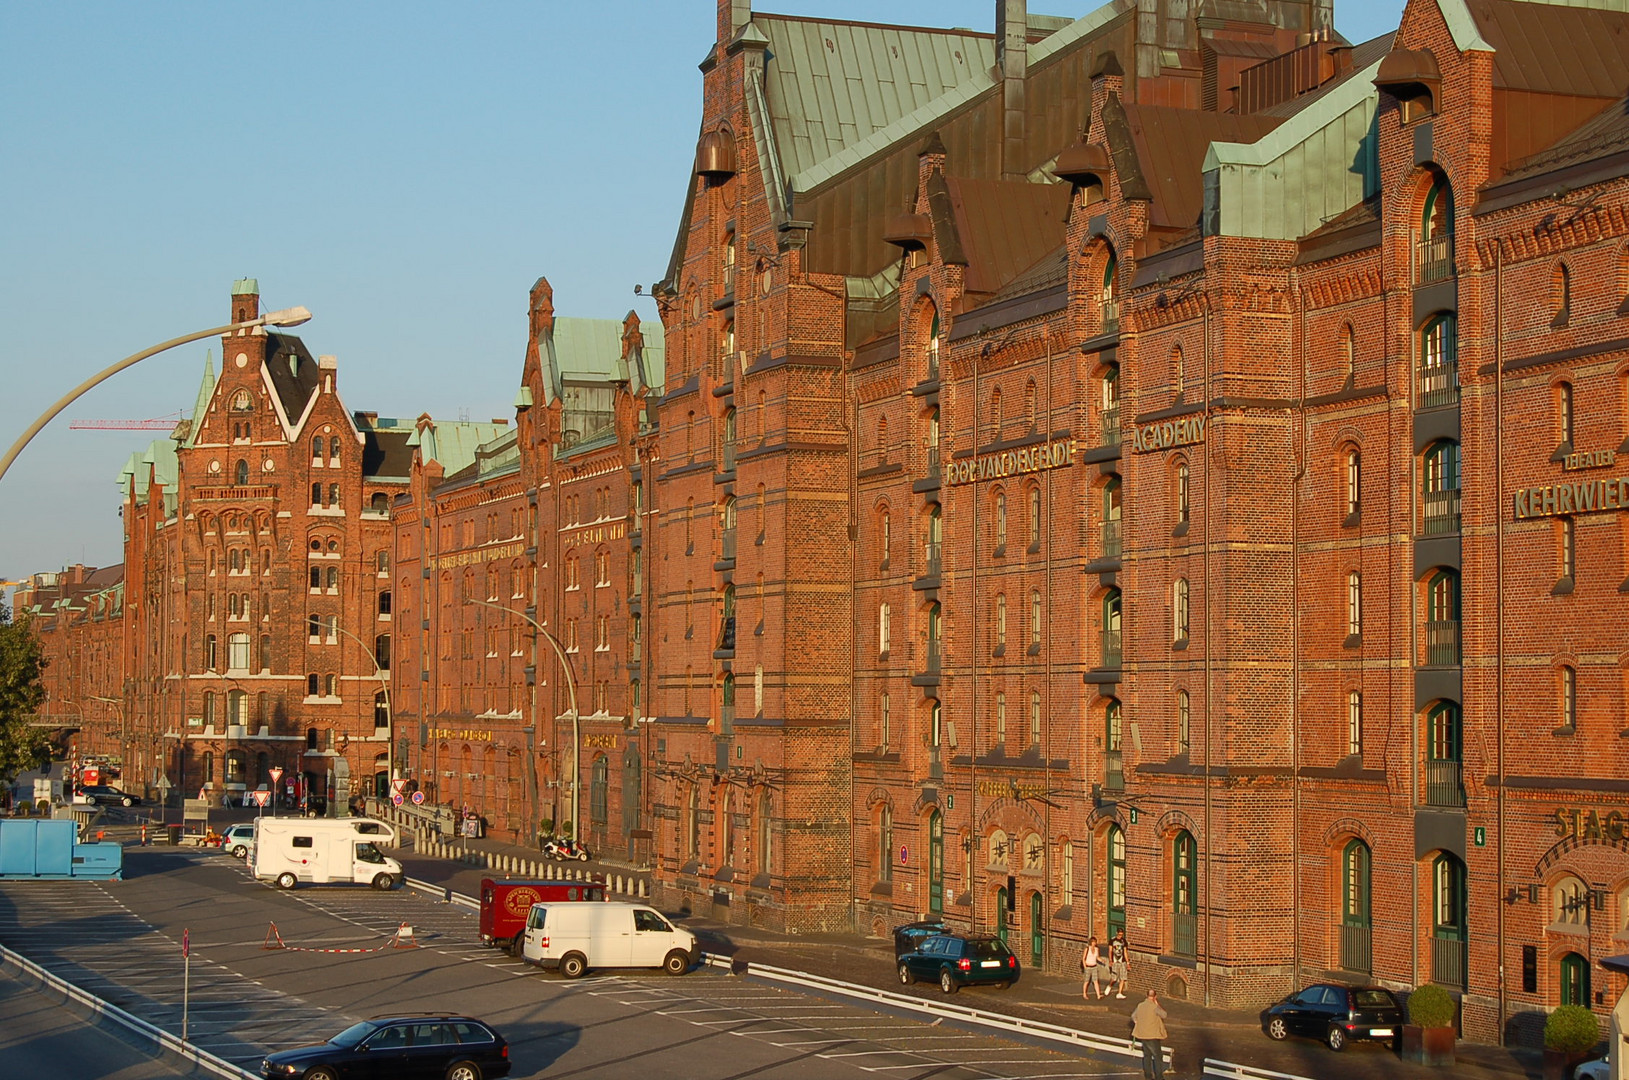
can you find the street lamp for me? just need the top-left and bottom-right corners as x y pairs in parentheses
(0, 306), (312, 485)
(328, 624), (392, 809)
(465, 598), (579, 844)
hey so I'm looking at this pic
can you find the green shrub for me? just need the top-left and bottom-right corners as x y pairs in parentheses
(1544, 1005), (1600, 1054)
(1407, 984), (1458, 1028)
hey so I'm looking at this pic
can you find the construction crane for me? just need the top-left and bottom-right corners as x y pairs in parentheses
(68, 415), (180, 431)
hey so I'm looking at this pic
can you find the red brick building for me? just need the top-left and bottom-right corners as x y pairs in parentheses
(12, 565), (127, 772)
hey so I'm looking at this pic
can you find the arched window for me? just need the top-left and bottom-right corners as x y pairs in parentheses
(228, 632), (250, 671)
(1100, 363), (1120, 445)
(1028, 486), (1042, 547)
(235, 459), (249, 485)
(719, 585), (736, 653)
(1104, 698), (1123, 789)
(994, 593), (1007, 650)
(1422, 441), (1461, 534)
(1341, 324), (1355, 381)
(926, 697), (942, 752)
(1029, 689), (1041, 746)
(1101, 250), (1119, 332)
(1347, 690), (1363, 757)
(1341, 839), (1373, 973)
(1346, 572), (1362, 640)
(925, 503), (943, 575)
(329, 437), (340, 464)
(927, 809), (944, 913)
(720, 672), (736, 733)
(989, 387), (1003, 440)
(1175, 462), (1190, 526)
(879, 508), (891, 567)
(310, 482), (322, 507)
(878, 805), (894, 883)
(202, 691), (217, 726)
(994, 692), (1006, 744)
(374, 690), (389, 730)
(1061, 840), (1075, 906)
(1426, 702), (1464, 807)
(1432, 852), (1468, 987)
(1106, 825), (1127, 937)
(370, 492), (389, 515)
(1560, 952), (1591, 1007)
(231, 390), (254, 412)
(1560, 665), (1578, 731)
(1418, 172), (1455, 281)
(1558, 381), (1575, 447)
(1426, 570), (1460, 665)
(590, 756), (608, 824)
(757, 789), (772, 874)
(200, 750), (214, 784)
(925, 309), (941, 378)
(326, 566), (338, 591)
(1177, 690), (1191, 755)
(259, 634), (272, 673)
(377, 591), (391, 616)
(1102, 476), (1122, 557)
(312, 436), (324, 461)
(328, 483), (339, 508)
(1173, 578), (1190, 644)
(1344, 448), (1361, 520)
(1554, 875), (1589, 926)
(1029, 889), (1044, 966)
(226, 689), (246, 727)
(1029, 589), (1042, 647)
(720, 495), (737, 560)
(1101, 588), (1122, 666)
(1553, 264), (1572, 325)
(324, 674), (338, 698)
(879, 692), (890, 747)
(994, 491), (1008, 549)
(375, 634), (391, 670)
(1420, 314), (1458, 407)
(721, 406), (737, 471)
(1024, 380), (1037, 431)
(1172, 830), (1198, 956)
(878, 602), (891, 656)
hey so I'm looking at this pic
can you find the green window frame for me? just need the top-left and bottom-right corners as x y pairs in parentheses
(1106, 825), (1127, 938)
(928, 810), (944, 914)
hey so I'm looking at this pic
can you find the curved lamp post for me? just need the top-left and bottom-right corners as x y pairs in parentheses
(466, 597), (579, 843)
(0, 306), (312, 485)
(329, 624), (392, 806)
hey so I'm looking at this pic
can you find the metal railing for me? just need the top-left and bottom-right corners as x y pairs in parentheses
(923, 541), (942, 577)
(1416, 234), (1454, 284)
(1101, 628), (1122, 668)
(1431, 934), (1467, 989)
(1173, 912), (1197, 957)
(924, 640), (941, 673)
(1340, 922), (1372, 975)
(924, 442), (941, 478)
(1101, 298), (1119, 335)
(1099, 406), (1120, 447)
(1421, 488), (1461, 535)
(1425, 759), (1465, 808)
(1101, 519), (1122, 559)
(717, 616), (736, 652)
(722, 437), (736, 472)
(720, 528), (736, 561)
(1104, 750), (1124, 791)
(1420, 360), (1459, 410)
(1425, 619), (1461, 666)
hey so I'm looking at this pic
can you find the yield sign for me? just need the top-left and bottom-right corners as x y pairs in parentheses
(268, 767), (284, 785)
(391, 778), (408, 796)
(251, 790), (271, 807)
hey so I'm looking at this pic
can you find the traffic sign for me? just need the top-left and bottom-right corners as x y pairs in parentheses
(251, 790), (271, 807)
(182, 928), (190, 959)
(410, 791), (425, 805)
(391, 793), (405, 807)
(268, 767), (284, 785)
(391, 778), (408, 796)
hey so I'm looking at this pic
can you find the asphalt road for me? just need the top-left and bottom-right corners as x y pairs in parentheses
(0, 963), (192, 1079)
(0, 848), (1148, 1080)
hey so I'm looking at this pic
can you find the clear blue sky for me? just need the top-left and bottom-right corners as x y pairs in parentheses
(0, 0), (1406, 590)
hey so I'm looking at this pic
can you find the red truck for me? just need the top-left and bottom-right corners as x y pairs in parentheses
(479, 876), (605, 954)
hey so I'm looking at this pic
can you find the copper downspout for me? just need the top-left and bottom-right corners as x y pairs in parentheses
(1291, 266), (1306, 990)
(1494, 240), (1507, 1041)
(1202, 297), (1214, 1009)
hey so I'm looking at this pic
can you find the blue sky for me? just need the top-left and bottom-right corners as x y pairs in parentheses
(0, 0), (1407, 588)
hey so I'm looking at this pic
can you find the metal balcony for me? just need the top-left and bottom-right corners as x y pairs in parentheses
(1340, 922), (1373, 975)
(1101, 298), (1120, 336)
(1101, 519), (1122, 559)
(1425, 759), (1465, 808)
(720, 529), (737, 562)
(1416, 234), (1454, 285)
(1104, 750), (1124, 792)
(1101, 628), (1122, 669)
(1099, 407), (1121, 447)
(1419, 360), (1459, 410)
(1421, 488), (1461, 535)
(1431, 934), (1466, 989)
(1173, 912), (1197, 957)
(1425, 619), (1461, 667)
(722, 438), (737, 473)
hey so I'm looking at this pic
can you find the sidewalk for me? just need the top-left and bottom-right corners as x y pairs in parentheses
(373, 822), (1542, 1080)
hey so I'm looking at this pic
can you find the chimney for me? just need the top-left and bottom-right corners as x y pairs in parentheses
(718, 0), (749, 44)
(996, 0), (1028, 179)
(231, 278), (259, 325)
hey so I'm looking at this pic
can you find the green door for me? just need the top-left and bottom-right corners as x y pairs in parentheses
(1029, 891), (1044, 966)
(927, 811), (944, 914)
(995, 886), (1009, 944)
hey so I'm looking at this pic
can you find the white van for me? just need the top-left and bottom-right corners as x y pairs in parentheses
(521, 901), (696, 978)
(252, 817), (402, 890)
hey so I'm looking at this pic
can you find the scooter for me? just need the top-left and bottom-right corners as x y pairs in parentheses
(558, 837), (592, 862)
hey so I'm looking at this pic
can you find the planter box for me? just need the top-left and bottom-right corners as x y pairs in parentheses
(1542, 1047), (1592, 1080)
(1402, 1024), (1457, 1066)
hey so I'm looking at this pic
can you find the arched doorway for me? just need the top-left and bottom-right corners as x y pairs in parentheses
(1560, 952), (1590, 1007)
(1029, 891), (1044, 966)
(927, 810), (944, 914)
(995, 884), (1009, 944)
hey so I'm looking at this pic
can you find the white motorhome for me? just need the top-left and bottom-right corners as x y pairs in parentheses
(521, 901), (696, 978)
(252, 817), (401, 890)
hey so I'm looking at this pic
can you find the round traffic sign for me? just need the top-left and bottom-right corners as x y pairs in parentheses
(392, 793), (404, 807)
(411, 791), (425, 805)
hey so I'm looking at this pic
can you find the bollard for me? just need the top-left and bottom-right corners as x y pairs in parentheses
(638, 879), (648, 898)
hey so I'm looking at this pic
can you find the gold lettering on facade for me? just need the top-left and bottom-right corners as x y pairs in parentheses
(429, 728), (494, 742)
(1514, 477), (1629, 521)
(945, 439), (1079, 486)
(1133, 415), (1206, 453)
(975, 780), (1047, 800)
(561, 522), (627, 548)
(1563, 449), (1617, 472)
(426, 541), (526, 571)
(1552, 805), (1627, 841)
(582, 733), (620, 749)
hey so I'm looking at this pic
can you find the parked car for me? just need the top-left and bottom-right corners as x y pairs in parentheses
(892, 919), (949, 958)
(896, 933), (1020, 994)
(1261, 983), (1403, 1051)
(260, 1015), (509, 1080)
(1574, 1057), (1609, 1080)
(79, 785), (140, 807)
(220, 823), (256, 859)
(520, 901), (695, 978)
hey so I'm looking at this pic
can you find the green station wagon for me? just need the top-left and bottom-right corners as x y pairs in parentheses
(896, 933), (1021, 993)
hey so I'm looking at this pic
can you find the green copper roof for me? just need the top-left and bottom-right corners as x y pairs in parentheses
(184, 352), (215, 448)
(548, 317), (665, 392)
(118, 438), (179, 505)
(231, 278), (259, 296)
(412, 420), (512, 476)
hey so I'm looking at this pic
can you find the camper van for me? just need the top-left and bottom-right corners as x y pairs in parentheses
(520, 901), (696, 978)
(252, 817), (402, 890)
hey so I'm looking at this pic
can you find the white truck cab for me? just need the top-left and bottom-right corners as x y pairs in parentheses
(252, 817), (401, 890)
(521, 901), (695, 978)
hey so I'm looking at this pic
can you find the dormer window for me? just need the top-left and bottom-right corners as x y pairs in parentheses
(1374, 48), (1441, 124)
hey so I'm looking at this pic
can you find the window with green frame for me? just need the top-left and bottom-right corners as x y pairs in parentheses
(1340, 838), (1373, 973)
(995, 884), (1009, 943)
(928, 810), (944, 914)
(1106, 825), (1127, 938)
(1559, 951), (1590, 1007)
(1029, 891), (1044, 966)
(1173, 830), (1198, 956)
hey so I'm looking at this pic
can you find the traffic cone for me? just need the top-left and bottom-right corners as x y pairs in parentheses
(263, 923), (286, 950)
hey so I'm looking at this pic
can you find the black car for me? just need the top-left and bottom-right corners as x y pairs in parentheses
(1262, 983), (1403, 1051)
(80, 785), (140, 807)
(261, 1015), (510, 1080)
(892, 919), (949, 958)
(896, 933), (1020, 993)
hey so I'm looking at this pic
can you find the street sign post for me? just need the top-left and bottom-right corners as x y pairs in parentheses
(181, 928), (190, 1041)
(267, 768), (284, 816)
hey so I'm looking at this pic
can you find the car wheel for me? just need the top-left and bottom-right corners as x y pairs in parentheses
(1326, 1025), (1347, 1052)
(897, 962), (912, 985)
(372, 873), (394, 891)
(304, 1068), (338, 1080)
(276, 872), (298, 890)
(997, 981), (1012, 991)
(509, 934), (525, 958)
(121, 797), (134, 807)
(560, 952), (587, 979)
(939, 969), (958, 994)
(1266, 1017), (1288, 1041)
(445, 1060), (482, 1080)
(663, 949), (690, 976)
(231, 845), (247, 859)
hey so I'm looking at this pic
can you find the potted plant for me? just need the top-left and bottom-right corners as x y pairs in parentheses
(1543, 1005), (1600, 1080)
(1402, 983), (1458, 1066)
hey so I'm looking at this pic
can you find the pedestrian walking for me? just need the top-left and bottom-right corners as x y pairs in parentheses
(1130, 988), (1168, 1080)
(1108, 929), (1130, 998)
(1080, 935), (1106, 1000)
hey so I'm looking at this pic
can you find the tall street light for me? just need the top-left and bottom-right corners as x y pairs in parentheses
(465, 597), (578, 843)
(329, 624), (392, 807)
(0, 306), (313, 485)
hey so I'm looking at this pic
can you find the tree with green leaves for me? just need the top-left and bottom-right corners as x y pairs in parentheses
(0, 602), (52, 796)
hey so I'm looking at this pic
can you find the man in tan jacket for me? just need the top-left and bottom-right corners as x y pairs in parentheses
(1130, 988), (1169, 1079)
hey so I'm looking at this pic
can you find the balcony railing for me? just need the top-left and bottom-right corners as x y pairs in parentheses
(1101, 298), (1120, 336)
(717, 616), (736, 653)
(1101, 519), (1122, 559)
(1340, 922), (1373, 975)
(722, 438), (737, 473)
(923, 541), (943, 578)
(1099, 406), (1121, 447)
(1431, 934), (1467, 989)
(1416, 234), (1454, 284)
(1104, 750), (1124, 791)
(1101, 628), (1123, 668)
(720, 528), (737, 562)
(924, 443), (941, 478)
(1173, 912), (1197, 957)
(720, 701), (735, 732)
(1425, 619), (1461, 667)
(1420, 360), (1459, 410)
(924, 640), (942, 673)
(1421, 488), (1461, 535)
(1425, 758), (1465, 808)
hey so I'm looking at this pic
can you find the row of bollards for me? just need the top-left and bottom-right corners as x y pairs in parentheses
(406, 821), (648, 898)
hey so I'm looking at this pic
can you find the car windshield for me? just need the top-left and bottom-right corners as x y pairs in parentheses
(965, 938), (1008, 960)
(1354, 990), (1394, 1009)
(329, 1021), (379, 1048)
